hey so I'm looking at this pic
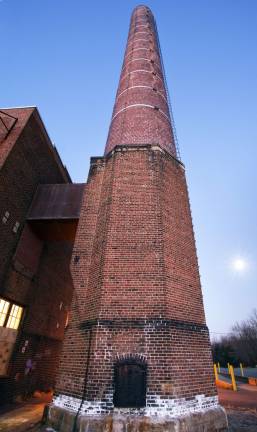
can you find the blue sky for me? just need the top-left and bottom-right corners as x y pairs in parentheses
(1, 0), (257, 337)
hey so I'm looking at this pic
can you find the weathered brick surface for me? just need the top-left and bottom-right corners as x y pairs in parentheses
(54, 5), (217, 417)
(105, 6), (176, 156)
(55, 159), (106, 398)
(0, 108), (70, 290)
(0, 5), (220, 425)
(11, 333), (62, 396)
(22, 239), (73, 340)
(55, 146), (216, 408)
(0, 107), (74, 402)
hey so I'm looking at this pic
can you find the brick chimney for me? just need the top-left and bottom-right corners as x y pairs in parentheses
(105, 6), (177, 157)
(48, 6), (227, 431)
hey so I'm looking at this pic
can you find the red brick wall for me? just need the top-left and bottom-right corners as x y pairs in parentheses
(55, 146), (216, 408)
(0, 108), (69, 291)
(105, 6), (176, 156)
(23, 239), (73, 341)
(14, 224), (43, 277)
(0, 107), (73, 402)
(3, 237), (74, 401)
(53, 5), (218, 417)
(9, 333), (62, 399)
(55, 158), (106, 397)
(154, 151), (206, 324)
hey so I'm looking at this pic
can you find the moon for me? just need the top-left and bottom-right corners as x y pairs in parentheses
(231, 257), (248, 272)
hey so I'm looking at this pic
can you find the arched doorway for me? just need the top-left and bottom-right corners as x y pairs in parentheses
(113, 358), (147, 408)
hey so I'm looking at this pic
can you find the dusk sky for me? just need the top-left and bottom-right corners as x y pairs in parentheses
(1, 0), (256, 338)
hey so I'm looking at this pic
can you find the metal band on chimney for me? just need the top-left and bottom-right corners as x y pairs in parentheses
(116, 86), (168, 103)
(120, 69), (163, 84)
(111, 104), (170, 123)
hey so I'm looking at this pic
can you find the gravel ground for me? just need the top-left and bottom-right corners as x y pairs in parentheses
(227, 408), (257, 431)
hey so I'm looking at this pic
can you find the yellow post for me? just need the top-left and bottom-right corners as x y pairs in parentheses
(218, 362), (220, 373)
(229, 365), (237, 391)
(227, 362), (230, 372)
(240, 363), (244, 377)
(213, 364), (218, 381)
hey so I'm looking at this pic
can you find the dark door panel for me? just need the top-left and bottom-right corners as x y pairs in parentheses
(114, 362), (147, 408)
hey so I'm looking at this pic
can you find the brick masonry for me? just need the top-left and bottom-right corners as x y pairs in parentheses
(0, 108), (70, 290)
(105, 6), (176, 156)
(0, 5), (227, 429)
(52, 7), (227, 429)
(0, 107), (75, 403)
(54, 146), (217, 415)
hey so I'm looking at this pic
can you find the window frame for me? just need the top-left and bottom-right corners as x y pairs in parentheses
(0, 298), (24, 330)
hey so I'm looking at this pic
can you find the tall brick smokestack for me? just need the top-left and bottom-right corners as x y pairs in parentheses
(105, 5), (177, 157)
(49, 5), (227, 431)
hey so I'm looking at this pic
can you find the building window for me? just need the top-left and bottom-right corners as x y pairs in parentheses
(0, 299), (10, 326)
(12, 221), (20, 234)
(2, 211), (10, 224)
(0, 298), (23, 330)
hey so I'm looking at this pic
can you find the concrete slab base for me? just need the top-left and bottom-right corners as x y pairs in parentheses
(45, 404), (228, 432)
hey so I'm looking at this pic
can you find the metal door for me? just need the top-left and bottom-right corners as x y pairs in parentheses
(114, 362), (146, 408)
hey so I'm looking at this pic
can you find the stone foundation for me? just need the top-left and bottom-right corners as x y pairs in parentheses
(45, 402), (228, 431)
(53, 393), (220, 417)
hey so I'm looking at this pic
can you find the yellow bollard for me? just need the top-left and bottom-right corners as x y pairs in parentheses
(240, 363), (244, 377)
(227, 362), (230, 372)
(218, 362), (220, 373)
(229, 365), (237, 391)
(214, 364), (218, 381)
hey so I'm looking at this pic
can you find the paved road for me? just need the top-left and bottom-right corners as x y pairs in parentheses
(218, 382), (257, 409)
(220, 367), (257, 378)
(0, 401), (45, 432)
(226, 409), (257, 432)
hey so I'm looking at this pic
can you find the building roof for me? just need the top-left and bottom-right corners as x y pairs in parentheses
(0, 107), (71, 182)
(27, 183), (85, 220)
(0, 107), (34, 168)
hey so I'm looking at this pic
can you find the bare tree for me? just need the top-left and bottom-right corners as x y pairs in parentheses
(231, 309), (257, 366)
(211, 309), (257, 366)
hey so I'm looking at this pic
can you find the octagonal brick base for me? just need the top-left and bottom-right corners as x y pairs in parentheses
(44, 404), (228, 432)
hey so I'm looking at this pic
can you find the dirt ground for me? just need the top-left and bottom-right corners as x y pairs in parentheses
(218, 383), (257, 431)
